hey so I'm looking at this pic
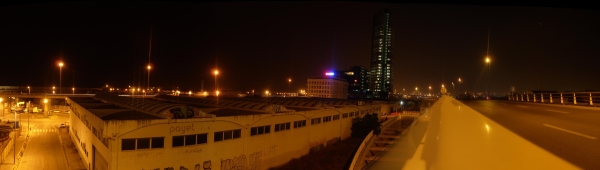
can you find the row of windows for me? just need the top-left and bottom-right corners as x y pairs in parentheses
(308, 81), (333, 85)
(250, 125), (271, 136)
(173, 134), (208, 147)
(122, 137), (165, 150)
(122, 111), (375, 151)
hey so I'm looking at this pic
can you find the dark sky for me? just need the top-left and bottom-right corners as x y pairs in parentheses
(1, 1), (599, 94)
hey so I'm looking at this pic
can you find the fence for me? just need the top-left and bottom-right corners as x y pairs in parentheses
(508, 92), (600, 106)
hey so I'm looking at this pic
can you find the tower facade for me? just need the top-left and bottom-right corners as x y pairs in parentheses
(369, 9), (393, 99)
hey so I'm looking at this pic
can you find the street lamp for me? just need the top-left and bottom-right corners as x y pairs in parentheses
(0, 97), (3, 116)
(429, 86), (432, 96)
(213, 69), (219, 96)
(59, 62), (63, 94)
(44, 99), (48, 116)
(452, 82), (455, 95)
(28, 86), (30, 95)
(458, 78), (462, 94)
(486, 57), (491, 99)
(288, 78), (291, 97)
(72, 87), (75, 95)
(147, 65), (151, 94)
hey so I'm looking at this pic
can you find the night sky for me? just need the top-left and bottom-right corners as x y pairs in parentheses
(1, 1), (599, 94)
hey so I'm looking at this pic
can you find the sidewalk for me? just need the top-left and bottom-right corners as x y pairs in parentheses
(0, 131), (28, 170)
(59, 127), (87, 170)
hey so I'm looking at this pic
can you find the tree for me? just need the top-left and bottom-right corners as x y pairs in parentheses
(350, 113), (382, 138)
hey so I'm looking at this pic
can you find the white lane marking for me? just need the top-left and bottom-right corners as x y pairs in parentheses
(543, 124), (597, 140)
(546, 109), (569, 114)
(517, 105), (529, 108)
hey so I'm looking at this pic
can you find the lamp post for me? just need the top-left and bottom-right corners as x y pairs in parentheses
(213, 69), (219, 96)
(44, 99), (48, 116)
(147, 65), (151, 94)
(0, 97), (3, 116)
(429, 86), (432, 97)
(53, 86), (55, 94)
(59, 62), (63, 94)
(452, 82), (455, 95)
(458, 78), (462, 94)
(72, 87), (75, 95)
(415, 87), (418, 95)
(28, 86), (30, 95)
(288, 78), (291, 97)
(486, 57), (491, 99)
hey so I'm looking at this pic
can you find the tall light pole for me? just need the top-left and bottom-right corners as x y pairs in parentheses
(72, 87), (75, 95)
(59, 62), (63, 94)
(429, 86), (432, 96)
(44, 99), (48, 116)
(28, 86), (30, 95)
(0, 97), (3, 116)
(486, 57), (491, 99)
(147, 65), (152, 94)
(452, 82), (455, 95)
(213, 69), (219, 96)
(458, 78), (462, 94)
(485, 22), (491, 100)
(288, 78), (291, 97)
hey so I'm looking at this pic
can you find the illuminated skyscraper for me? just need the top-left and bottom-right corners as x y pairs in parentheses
(369, 9), (393, 99)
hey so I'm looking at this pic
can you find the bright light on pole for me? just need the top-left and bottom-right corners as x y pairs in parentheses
(147, 65), (152, 94)
(288, 78), (291, 97)
(27, 86), (30, 95)
(59, 62), (63, 94)
(213, 69), (219, 96)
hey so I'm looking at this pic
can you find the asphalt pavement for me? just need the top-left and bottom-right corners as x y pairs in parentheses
(0, 112), (86, 170)
(460, 100), (600, 169)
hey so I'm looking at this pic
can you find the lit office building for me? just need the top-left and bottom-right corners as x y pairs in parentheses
(335, 66), (370, 99)
(306, 73), (349, 99)
(369, 9), (393, 99)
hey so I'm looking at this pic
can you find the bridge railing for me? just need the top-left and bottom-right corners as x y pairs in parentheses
(508, 92), (600, 106)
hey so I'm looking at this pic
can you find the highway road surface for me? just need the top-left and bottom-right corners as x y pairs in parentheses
(460, 100), (600, 169)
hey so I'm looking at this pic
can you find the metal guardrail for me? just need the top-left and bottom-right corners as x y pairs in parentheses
(508, 92), (600, 106)
(348, 115), (399, 170)
(348, 111), (422, 170)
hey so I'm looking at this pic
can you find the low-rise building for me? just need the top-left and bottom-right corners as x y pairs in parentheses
(67, 94), (397, 170)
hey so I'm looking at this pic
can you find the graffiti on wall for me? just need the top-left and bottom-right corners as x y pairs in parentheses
(142, 145), (279, 170)
(169, 107), (200, 119)
(220, 144), (278, 170)
(144, 160), (211, 170)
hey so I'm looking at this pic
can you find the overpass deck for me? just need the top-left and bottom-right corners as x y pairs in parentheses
(363, 96), (579, 170)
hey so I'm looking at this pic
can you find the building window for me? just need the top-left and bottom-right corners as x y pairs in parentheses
(323, 116), (332, 123)
(275, 122), (291, 132)
(121, 139), (136, 150)
(342, 113), (349, 118)
(250, 125), (271, 136)
(173, 133), (208, 147)
(122, 137), (165, 150)
(152, 137), (164, 148)
(214, 129), (242, 142)
(333, 115), (340, 120)
(137, 138), (150, 149)
(294, 120), (307, 128)
(311, 118), (321, 125)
